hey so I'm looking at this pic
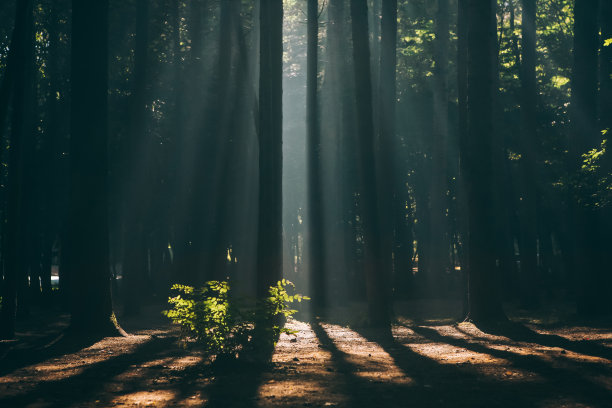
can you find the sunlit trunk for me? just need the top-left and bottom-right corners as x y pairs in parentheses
(350, 0), (389, 326)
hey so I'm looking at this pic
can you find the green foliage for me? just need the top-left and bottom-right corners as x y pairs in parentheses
(577, 137), (611, 209)
(163, 279), (308, 359)
(557, 135), (611, 209)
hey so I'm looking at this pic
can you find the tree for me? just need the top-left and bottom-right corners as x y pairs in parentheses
(378, 0), (397, 298)
(66, 0), (124, 335)
(307, 0), (326, 311)
(456, 0), (469, 314)
(123, 0), (150, 316)
(0, 0), (33, 340)
(464, 0), (506, 322)
(570, 0), (604, 315)
(428, 0), (450, 295)
(350, 0), (389, 326)
(518, 0), (539, 308)
(256, 0), (283, 299)
(602, 0), (612, 133)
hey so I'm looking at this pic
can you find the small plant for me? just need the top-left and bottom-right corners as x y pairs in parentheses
(163, 279), (308, 359)
(556, 135), (611, 209)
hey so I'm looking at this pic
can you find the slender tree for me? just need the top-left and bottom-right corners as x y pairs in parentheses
(0, 0), (33, 340)
(350, 0), (389, 326)
(602, 0), (612, 133)
(518, 0), (539, 308)
(67, 0), (124, 335)
(570, 0), (603, 315)
(256, 0), (283, 299)
(428, 0), (450, 295)
(457, 0), (469, 314)
(123, 0), (150, 316)
(600, 0), (612, 312)
(378, 0), (397, 298)
(464, 0), (506, 322)
(307, 0), (326, 311)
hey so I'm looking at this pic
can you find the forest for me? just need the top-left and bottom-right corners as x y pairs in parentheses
(0, 0), (610, 407)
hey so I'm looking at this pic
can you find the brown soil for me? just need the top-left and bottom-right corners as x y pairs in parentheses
(1, 302), (611, 408)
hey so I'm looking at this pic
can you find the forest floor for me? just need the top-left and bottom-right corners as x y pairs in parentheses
(0, 300), (611, 408)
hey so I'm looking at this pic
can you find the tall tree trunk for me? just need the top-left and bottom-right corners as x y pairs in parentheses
(256, 0), (283, 299)
(0, 0), (33, 340)
(428, 0), (450, 296)
(492, 0), (517, 301)
(350, 0), (389, 326)
(378, 0), (397, 298)
(40, 0), (62, 299)
(601, 0), (612, 133)
(68, 0), (124, 335)
(307, 0), (326, 312)
(457, 0), (469, 315)
(518, 0), (539, 308)
(464, 0), (506, 322)
(599, 0), (612, 313)
(570, 0), (603, 315)
(325, 0), (352, 301)
(123, 0), (150, 316)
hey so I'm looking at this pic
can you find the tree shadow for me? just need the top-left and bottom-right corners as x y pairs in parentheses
(0, 331), (106, 376)
(0, 335), (178, 408)
(474, 320), (612, 361)
(310, 319), (414, 407)
(407, 324), (611, 406)
(351, 325), (546, 408)
(201, 356), (273, 408)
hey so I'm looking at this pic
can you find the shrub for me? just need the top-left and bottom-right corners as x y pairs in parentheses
(163, 279), (308, 359)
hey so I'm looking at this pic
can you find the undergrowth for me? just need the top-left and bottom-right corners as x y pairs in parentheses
(163, 279), (308, 361)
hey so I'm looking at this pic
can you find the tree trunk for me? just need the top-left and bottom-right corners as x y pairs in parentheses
(599, 0), (612, 313)
(256, 0), (283, 299)
(570, 0), (603, 315)
(123, 0), (150, 317)
(378, 0), (397, 299)
(518, 0), (539, 308)
(457, 0), (469, 315)
(0, 0), (33, 340)
(464, 0), (506, 323)
(307, 0), (326, 312)
(67, 0), (124, 335)
(428, 0), (450, 296)
(350, 0), (389, 326)
(601, 0), (612, 133)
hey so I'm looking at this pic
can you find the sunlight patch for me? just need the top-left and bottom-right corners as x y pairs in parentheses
(322, 323), (414, 385)
(260, 320), (346, 405)
(112, 390), (178, 406)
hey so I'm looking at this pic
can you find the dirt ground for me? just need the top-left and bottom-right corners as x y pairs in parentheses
(0, 301), (611, 408)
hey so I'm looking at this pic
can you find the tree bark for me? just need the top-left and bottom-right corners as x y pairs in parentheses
(518, 0), (539, 308)
(67, 0), (124, 335)
(464, 0), (506, 323)
(428, 0), (450, 296)
(378, 0), (397, 299)
(457, 0), (469, 315)
(0, 0), (33, 340)
(123, 0), (150, 316)
(256, 0), (283, 299)
(307, 0), (326, 312)
(350, 0), (389, 326)
(570, 0), (603, 315)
